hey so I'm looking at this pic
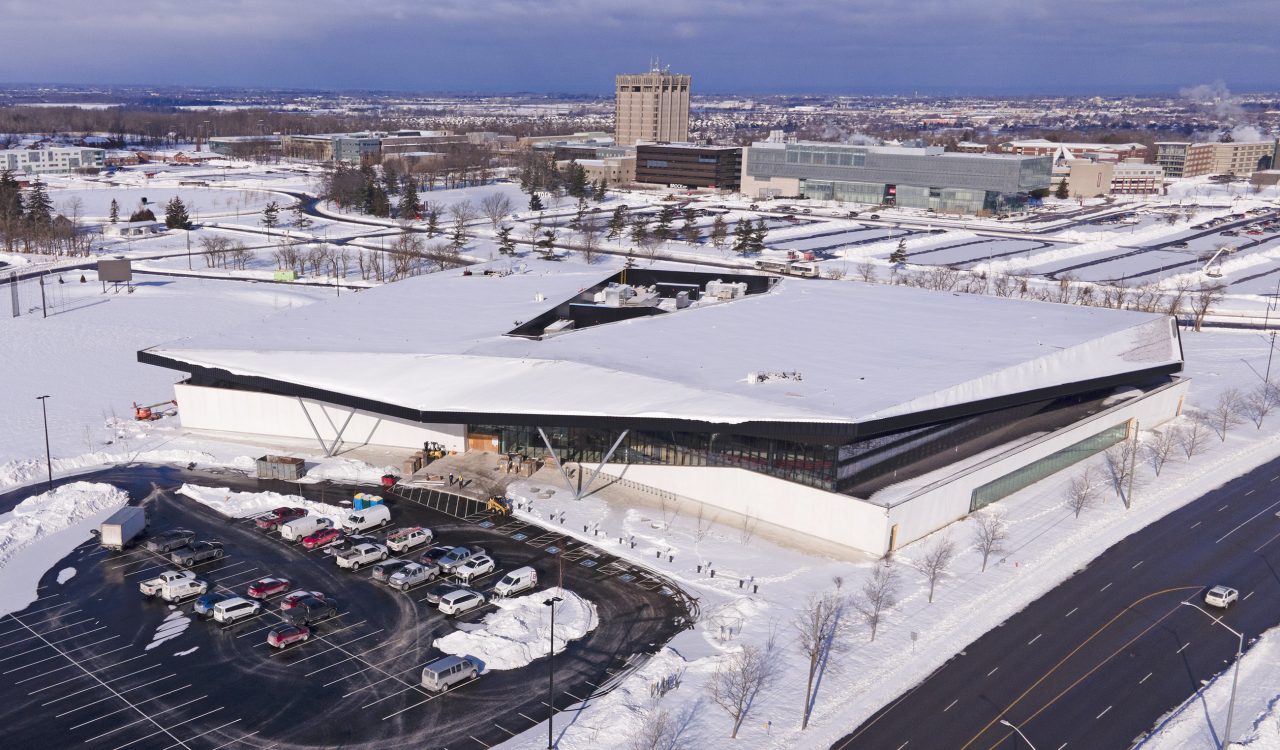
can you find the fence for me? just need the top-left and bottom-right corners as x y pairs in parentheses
(4, 270), (115, 318)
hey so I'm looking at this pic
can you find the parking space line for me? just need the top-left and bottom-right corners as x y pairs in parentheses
(493, 723), (516, 735)
(0, 616), (99, 648)
(518, 711), (537, 724)
(4, 600), (77, 621)
(2, 634), (119, 673)
(77, 693), (206, 741)
(361, 681), (421, 708)
(54, 674), (178, 715)
(381, 676), (479, 720)
(563, 690), (586, 703)
(111, 706), (226, 750)
(292, 631), (383, 666)
(469, 735), (491, 748)
(204, 731), (259, 750)
(339, 665), (421, 697)
(68, 685), (193, 730)
(322, 652), (408, 686)
(40, 664), (162, 702)
(13, 646), (133, 684)
(301, 638), (387, 674)
(157, 718), (241, 750)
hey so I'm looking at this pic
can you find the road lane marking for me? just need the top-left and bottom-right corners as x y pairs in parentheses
(1028, 634), (1042, 646)
(1096, 705), (1112, 719)
(944, 699), (957, 712)
(1065, 608), (1077, 618)
(1253, 530), (1280, 553)
(1216, 499), (1280, 544)
(987, 667), (999, 676)
(1140, 672), (1152, 684)
(1177, 642), (1190, 653)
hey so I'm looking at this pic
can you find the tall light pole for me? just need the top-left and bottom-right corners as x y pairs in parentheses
(1181, 601), (1245, 747)
(1265, 331), (1277, 386)
(999, 719), (1039, 749)
(36, 395), (52, 493)
(543, 595), (563, 749)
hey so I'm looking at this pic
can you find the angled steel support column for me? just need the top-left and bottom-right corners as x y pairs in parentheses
(576, 429), (629, 501)
(297, 397), (357, 457)
(537, 427), (578, 497)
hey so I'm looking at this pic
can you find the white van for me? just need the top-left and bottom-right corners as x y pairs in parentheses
(421, 655), (479, 692)
(493, 566), (538, 598)
(341, 504), (391, 533)
(281, 515), (334, 542)
(212, 596), (262, 624)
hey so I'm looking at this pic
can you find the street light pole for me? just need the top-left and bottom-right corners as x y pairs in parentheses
(999, 719), (1039, 750)
(1265, 331), (1277, 386)
(36, 395), (52, 493)
(543, 595), (563, 749)
(1181, 601), (1245, 748)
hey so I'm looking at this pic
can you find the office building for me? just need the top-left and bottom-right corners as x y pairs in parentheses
(1001, 139), (1148, 161)
(1156, 139), (1279, 178)
(1064, 160), (1164, 197)
(741, 141), (1051, 215)
(0, 147), (104, 175)
(615, 69), (691, 146)
(635, 143), (741, 190)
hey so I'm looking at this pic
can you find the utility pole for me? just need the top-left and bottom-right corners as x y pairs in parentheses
(543, 594), (563, 749)
(39, 274), (47, 318)
(1126, 420), (1139, 509)
(1266, 331), (1277, 386)
(36, 395), (52, 493)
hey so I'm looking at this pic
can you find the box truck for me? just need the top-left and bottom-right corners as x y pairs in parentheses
(100, 507), (147, 551)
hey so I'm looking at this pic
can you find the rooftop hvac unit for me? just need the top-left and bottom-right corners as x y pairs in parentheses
(601, 283), (637, 307)
(705, 280), (747, 300)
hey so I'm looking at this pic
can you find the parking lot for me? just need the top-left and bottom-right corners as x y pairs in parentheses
(0, 465), (694, 749)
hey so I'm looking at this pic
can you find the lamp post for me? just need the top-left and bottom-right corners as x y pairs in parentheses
(999, 719), (1039, 749)
(543, 595), (563, 749)
(36, 395), (52, 493)
(1181, 601), (1245, 748)
(1266, 331), (1277, 386)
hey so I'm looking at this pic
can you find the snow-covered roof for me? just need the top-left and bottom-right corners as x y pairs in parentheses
(143, 259), (1182, 428)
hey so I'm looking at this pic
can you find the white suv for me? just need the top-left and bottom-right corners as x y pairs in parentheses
(1204, 585), (1239, 608)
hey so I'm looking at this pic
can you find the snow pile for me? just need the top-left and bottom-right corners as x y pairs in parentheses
(145, 610), (191, 652)
(0, 449), (215, 491)
(299, 456), (398, 485)
(0, 481), (128, 617)
(57, 567), (76, 584)
(176, 483), (348, 523)
(433, 587), (598, 671)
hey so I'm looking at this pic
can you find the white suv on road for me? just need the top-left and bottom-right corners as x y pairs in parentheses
(1204, 585), (1239, 608)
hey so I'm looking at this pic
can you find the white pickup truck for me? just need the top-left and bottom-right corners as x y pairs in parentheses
(334, 543), (388, 571)
(160, 578), (209, 603)
(140, 569), (195, 597)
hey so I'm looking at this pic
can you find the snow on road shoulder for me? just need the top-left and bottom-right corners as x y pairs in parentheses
(433, 588), (598, 672)
(176, 483), (348, 523)
(0, 481), (128, 617)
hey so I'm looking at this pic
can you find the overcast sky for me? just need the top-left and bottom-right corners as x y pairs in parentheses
(3, 0), (1279, 95)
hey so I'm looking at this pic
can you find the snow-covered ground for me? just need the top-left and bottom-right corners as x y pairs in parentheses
(434, 587), (598, 672)
(175, 483), (350, 524)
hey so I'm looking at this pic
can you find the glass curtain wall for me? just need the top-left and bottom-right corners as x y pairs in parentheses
(968, 422), (1129, 512)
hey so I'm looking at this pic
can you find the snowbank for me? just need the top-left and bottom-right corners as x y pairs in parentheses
(433, 587), (598, 671)
(0, 481), (129, 617)
(176, 483), (348, 523)
(0, 449), (215, 491)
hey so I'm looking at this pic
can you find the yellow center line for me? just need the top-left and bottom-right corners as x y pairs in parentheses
(958, 585), (1202, 750)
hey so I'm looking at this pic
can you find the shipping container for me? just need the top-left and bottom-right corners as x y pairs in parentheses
(256, 455), (306, 480)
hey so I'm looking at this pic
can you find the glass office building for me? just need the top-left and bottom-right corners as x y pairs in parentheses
(743, 141), (1052, 214)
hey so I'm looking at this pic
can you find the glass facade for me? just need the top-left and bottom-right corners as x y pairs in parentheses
(968, 422), (1130, 512)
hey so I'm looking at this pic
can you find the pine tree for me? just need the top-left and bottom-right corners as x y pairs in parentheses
(731, 218), (753, 254)
(654, 205), (675, 241)
(424, 206), (441, 237)
(0, 170), (24, 251)
(528, 192), (544, 212)
(382, 162), (401, 195)
(260, 200), (280, 235)
(164, 196), (192, 230)
(710, 214), (728, 248)
(397, 179), (422, 220)
(24, 180), (54, 227)
(108, 198), (120, 224)
(680, 209), (700, 244)
(496, 225), (516, 255)
(370, 186), (391, 218)
(566, 162), (588, 198)
(291, 202), (313, 231)
(630, 218), (649, 247)
(450, 216), (468, 251)
(571, 197), (588, 230)
(1054, 179), (1070, 199)
(593, 178), (608, 202)
(536, 227), (557, 255)
(890, 238), (909, 265)
(606, 206), (627, 240)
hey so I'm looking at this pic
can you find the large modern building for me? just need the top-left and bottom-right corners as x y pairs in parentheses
(140, 259), (1185, 556)
(280, 133), (382, 163)
(635, 143), (742, 190)
(1000, 139), (1148, 161)
(1156, 139), (1279, 178)
(0, 147), (104, 175)
(615, 69), (691, 146)
(741, 141), (1052, 214)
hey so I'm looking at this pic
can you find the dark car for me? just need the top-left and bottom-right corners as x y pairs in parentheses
(170, 541), (224, 566)
(145, 529), (196, 553)
(193, 591), (235, 617)
(371, 559), (412, 584)
(255, 507), (307, 530)
(419, 545), (453, 565)
(326, 534), (377, 556)
(423, 582), (466, 605)
(267, 624), (311, 649)
(282, 596), (339, 626)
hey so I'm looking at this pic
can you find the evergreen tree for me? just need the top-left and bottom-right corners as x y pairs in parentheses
(536, 228), (557, 255)
(397, 179), (422, 220)
(108, 198), (120, 224)
(566, 162), (588, 199)
(450, 216), (468, 251)
(680, 209), (700, 244)
(1054, 179), (1070, 199)
(731, 218), (753, 254)
(24, 180), (54, 227)
(889, 238), (909, 265)
(424, 205), (441, 237)
(128, 208), (156, 223)
(606, 206), (627, 240)
(593, 178), (608, 202)
(0, 170), (23, 251)
(496, 225), (516, 255)
(382, 162), (401, 195)
(629, 218), (649, 247)
(571, 197), (588, 230)
(528, 192), (544, 212)
(164, 196), (193, 230)
(710, 214), (728, 248)
(291, 202), (313, 231)
(654, 205), (676, 242)
(369, 186), (392, 218)
(260, 200), (280, 235)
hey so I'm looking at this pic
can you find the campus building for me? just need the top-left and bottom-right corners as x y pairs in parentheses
(615, 69), (691, 146)
(280, 133), (382, 163)
(1000, 139), (1148, 161)
(140, 260), (1185, 556)
(0, 147), (104, 175)
(740, 141), (1052, 214)
(635, 143), (742, 190)
(1156, 139), (1279, 178)
(1064, 160), (1165, 197)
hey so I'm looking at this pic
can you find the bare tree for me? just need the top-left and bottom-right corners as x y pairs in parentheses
(627, 706), (693, 750)
(708, 635), (778, 739)
(479, 192), (513, 231)
(1173, 415), (1211, 459)
(738, 511), (759, 545)
(1103, 439), (1140, 505)
(794, 592), (845, 729)
(855, 260), (878, 283)
(198, 235), (230, 268)
(1208, 387), (1245, 441)
(822, 264), (847, 280)
(579, 217), (602, 264)
(1190, 282), (1226, 332)
(1243, 382), (1280, 429)
(971, 511), (1008, 572)
(1144, 429), (1179, 476)
(447, 199), (479, 225)
(853, 562), (899, 641)
(911, 536), (957, 603)
(1064, 466), (1101, 519)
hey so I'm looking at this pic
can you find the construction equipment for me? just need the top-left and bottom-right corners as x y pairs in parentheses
(424, 441), (447, 461)
(133, 399), (177, 421)
(485, 496), (512, 515)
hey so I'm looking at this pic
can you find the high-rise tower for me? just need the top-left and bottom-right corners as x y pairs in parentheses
(614, 64), (690, 146)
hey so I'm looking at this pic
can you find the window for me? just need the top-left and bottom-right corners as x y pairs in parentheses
(645, 160), (669, 168)
(969, 422), (1129, 512)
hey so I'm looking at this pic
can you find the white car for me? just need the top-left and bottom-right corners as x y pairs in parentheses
(1205, 585), (1239, 608)
(438, 588), (485, 616)
(455, 554), (496, 583)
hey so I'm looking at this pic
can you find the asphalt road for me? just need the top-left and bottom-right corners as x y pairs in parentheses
(0, 465), (693, 750)
(833, 451), (1280, 750)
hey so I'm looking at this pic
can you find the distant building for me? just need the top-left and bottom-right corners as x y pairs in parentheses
(518, 132), (613, 149)
(280, 133), (382, 164)
(740, 141), (1051, 214)
(954, 141), (990, 153)
(1251, 170), (1280, 188)
(559, 156), (636, 187)
(1001, 139), (1148, 161)
(1156, 139), (1278, 178)
(1064, 160), (1164, 197)
(615, 69), (690, 146)
(103, 150), (141, 167)
(0, 147), (104, 175)
(208, 135), (281, 159)
(380, 131), (469, 156)
(103, 220), (165, 238)
(635, 143), (742, 190)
